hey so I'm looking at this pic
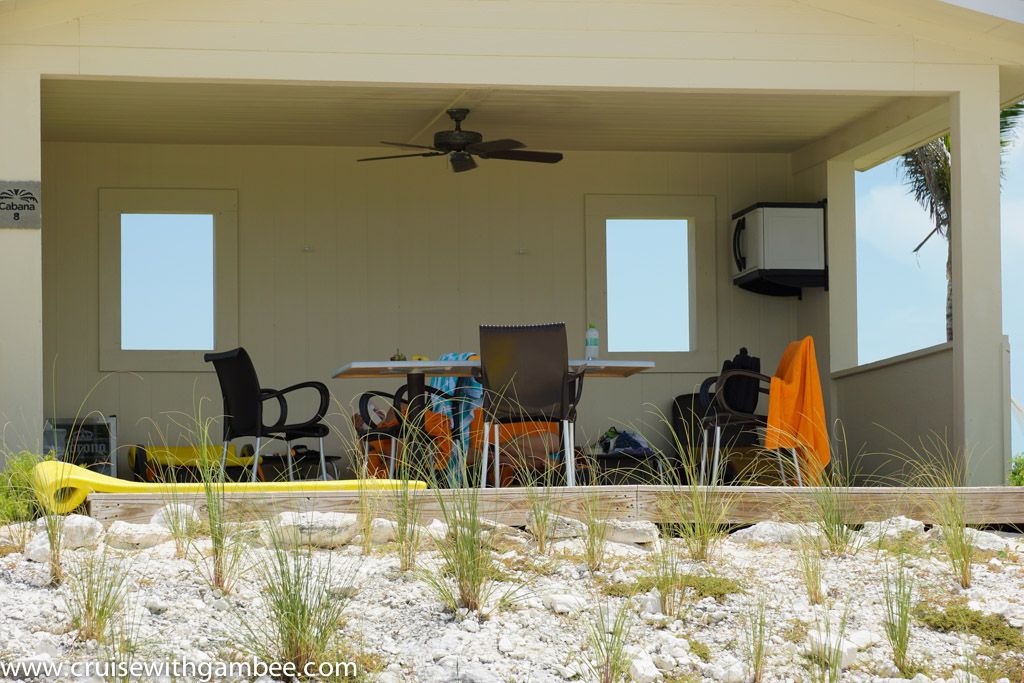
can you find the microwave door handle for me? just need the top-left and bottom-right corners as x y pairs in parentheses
(733, 217), (747, 271)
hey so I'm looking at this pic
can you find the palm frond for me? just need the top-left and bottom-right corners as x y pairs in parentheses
(900, 139), (951, 242)
(999, 101), (1024, 149)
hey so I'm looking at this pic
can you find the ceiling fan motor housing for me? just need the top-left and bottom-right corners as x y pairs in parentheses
(433, 128), (483, 152)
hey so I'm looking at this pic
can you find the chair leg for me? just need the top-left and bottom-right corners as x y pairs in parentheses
(568, 421), (577, 487)
(700, 428), (709, 486)
(318, 437), (328, 481)
(251, 437), (262, 483)
(711, 426), (722, 486)
(790, 448), (803, 487)
(562, 420), (572, 486)
(493, 424), (501, 490)
(285, 440), (295, 482)
(388, 438), (397, 480)
(480, 422), (491, 489)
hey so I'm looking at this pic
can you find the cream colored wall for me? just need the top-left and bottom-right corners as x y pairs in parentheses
(42, 142), (798, 471)
(0, 70), (43, 453)
(831, 344), (955, 483)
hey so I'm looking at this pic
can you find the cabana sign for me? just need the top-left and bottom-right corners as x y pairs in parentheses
(0, 181), (41, 229)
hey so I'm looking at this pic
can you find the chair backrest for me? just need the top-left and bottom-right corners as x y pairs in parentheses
(204, 347), (263, 440)
(721, 347), (761, 414)
(478, 323), (569, 421)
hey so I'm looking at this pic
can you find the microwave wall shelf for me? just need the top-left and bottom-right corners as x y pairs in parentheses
(731, 201), (827, 298)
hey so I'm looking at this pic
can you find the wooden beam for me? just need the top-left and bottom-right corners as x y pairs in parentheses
(88, 485), (1024, 527)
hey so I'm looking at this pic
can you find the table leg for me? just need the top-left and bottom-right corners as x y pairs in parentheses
(406, 371), (428, 477)
(407, 371), (427, 423)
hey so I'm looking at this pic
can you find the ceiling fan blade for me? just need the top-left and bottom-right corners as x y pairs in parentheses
(467, 138), (525, 155)
(449, 153), (477, 173)
(357, 152), (445, 162)
(379, 141), (439, 151)
(480, 150), (563, 164)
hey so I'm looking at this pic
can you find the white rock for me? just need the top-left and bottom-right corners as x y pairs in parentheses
(32, 514), (103, 550)
(104, 521), (172, 549)
(729, 521), (814, 545)
(605, 519), (660, 545)
(860, 516), (925, 541)
(968, 529), (1021, 553)
(806, 631), (858, 669)
(482, 522), (532, 552)
(668, 644), (692, 659)
(30, 632), (60, 659)
(424, 519), (449, 542)
(543, 593), (587, 614)
(366, 518), (397, 545)
(719, 661), (746, 683)
(149, 504), (200, 530)
(451, 664), (501, 683)
(24, 534), (50, 563)
(949, 672), (983, 683)
(531, 512), (586, 540)
(652, 653), (676, 671)
(847, 629), (880, 650)
(641, 588), (663, 615)
(268, 511), (358, 548)
(145, 598), (172, 615)
(628, 651), (661, 683)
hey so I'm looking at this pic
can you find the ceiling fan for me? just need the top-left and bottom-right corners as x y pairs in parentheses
(357, 108), (564, 173)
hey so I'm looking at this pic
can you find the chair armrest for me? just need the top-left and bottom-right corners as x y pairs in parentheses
(698, 376), (717, 411)
(260, 388), (288, 431)
(566, 370), (585, 420)
(265, 381), (331, 427)
(712, 369), (772, 419)
(357, 390), (399, 431)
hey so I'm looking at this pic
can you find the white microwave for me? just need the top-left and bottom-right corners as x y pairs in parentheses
(731, 202), (826, 297)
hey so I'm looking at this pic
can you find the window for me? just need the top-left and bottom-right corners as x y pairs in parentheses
(854, 158), (947, 364)
(120, 214), (215, 351)
(585, 195), (717, 373)
(99, 189), (238, 371)
(605, 219), (690, 353)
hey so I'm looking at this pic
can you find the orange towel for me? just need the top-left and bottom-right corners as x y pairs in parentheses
(764, 336), (830, 483)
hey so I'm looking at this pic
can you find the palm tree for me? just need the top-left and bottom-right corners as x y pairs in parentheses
(900, 102), (1023, 341)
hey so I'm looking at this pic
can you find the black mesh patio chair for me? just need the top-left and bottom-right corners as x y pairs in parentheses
(354, 384), (461, 481)
(204, 347), (337, 481)
(474, 323), (584, 487)
(697, 347), (802, 485)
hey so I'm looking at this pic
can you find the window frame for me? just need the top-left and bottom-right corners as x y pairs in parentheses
(584, 194), (718, 374)
(98, 188), (238, 372)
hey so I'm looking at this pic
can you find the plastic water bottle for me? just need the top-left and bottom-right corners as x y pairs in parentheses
(585, 324), (600, 360)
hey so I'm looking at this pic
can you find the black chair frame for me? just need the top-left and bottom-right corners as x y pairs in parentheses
(205, 348), (337, 482)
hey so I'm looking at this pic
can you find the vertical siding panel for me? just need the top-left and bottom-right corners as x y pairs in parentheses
(43, 142), (819, 456)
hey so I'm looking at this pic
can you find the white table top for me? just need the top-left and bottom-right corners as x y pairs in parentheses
(332, 359), (654, 379)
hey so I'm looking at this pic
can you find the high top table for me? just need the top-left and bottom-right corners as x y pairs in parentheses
(332, 358), (654, 485)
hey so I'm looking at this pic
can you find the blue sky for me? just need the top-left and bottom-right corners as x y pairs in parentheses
(855, 134), (1024, 453)
(120, 213), (215, 351)
(606, 218), (690, 352)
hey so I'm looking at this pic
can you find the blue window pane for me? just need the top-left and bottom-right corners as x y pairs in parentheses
(854, 159), (946, 364)
(606, 219), (689, 353)
(120, 213), (215, 351)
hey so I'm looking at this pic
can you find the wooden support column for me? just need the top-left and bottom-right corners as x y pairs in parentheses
(826, 159), (858, 373)
(0, 70), (43, 452)
(949, 71), (1007, 485)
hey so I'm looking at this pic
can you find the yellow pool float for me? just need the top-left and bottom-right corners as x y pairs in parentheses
(32, 460), (427, 515)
